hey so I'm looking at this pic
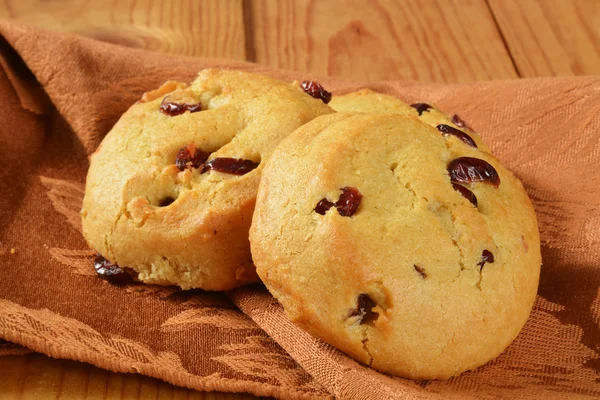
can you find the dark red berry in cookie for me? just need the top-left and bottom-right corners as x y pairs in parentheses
(521, 235), (529, 253)
(176, 144), (209, 171)
(411, 103), (432, 116)
(478, 250), (494, 268)
(351, 294), (379, 324)
(436, 124), (477, 148)
(452, 183), (478, 207)
(451, 114), (469, 129)
(335, 187), (362, 217)
(448, 157), (500, 187)
(160, 97), (202, 116)
(354, 294), (376, 315)
(159, 197), (175, 207)
(202, 158), (259, 175)
(414, 265), (427, 278)
(94, 254), (133, 283)
(315, 198), (334, 215)
(301, 81), (332, 104)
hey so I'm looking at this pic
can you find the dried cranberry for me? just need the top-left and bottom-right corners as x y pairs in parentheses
(448, 157), (500, 187)
(353, 294), (376, 316)
(159, 197), (175, 207)
(160, 97), (202, 116)
(94, 254), (133, 283)
(521, 235), (529, 252)
(451, 114), (467, 128)
(452, 183), (478, 207)
(335, 187), (362, 217)
(314, 198), (334, 215)
(301, 81), (332, 104)
(436, 124), (477, 148)
(202, 158), (259, 175)
(414, 265), (427, 278)
(478, 250), (494, 268)
(314, 187), (362, 216)
(176, 144), (209, 171)
(351, 294), (379, 324)
(411, 103), (432, 116)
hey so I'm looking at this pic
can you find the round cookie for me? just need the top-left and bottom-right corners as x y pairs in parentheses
(81, 70), (333, 290)
(250, 112), (540, 379)
(330, 88), (489, 151)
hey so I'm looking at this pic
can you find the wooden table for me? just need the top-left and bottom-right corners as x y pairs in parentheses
(0, 0), (598, 398)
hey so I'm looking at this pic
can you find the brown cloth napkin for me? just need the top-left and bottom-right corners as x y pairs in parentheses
(0, 21), (599, 399)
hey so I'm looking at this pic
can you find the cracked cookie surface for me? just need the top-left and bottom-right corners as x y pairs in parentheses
(250, 112), (540, 379)
(81, 69), (333, 290)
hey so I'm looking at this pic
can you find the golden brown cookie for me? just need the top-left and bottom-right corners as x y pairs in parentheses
(81, 70), (333, 290)
(250, 112), (541, 379)
(330, 88), (489, 151)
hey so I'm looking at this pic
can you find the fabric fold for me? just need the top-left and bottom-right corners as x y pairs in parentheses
(0, 21), (599, 399)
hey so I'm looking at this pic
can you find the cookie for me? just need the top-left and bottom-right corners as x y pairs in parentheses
(330, 88), (488, 151)
(250, 112), (541, 379)
(81, 70), (333, 290)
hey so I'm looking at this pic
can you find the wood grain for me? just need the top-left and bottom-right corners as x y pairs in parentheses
(488, 0), (600, 77)
(246, 0), (518, 82)
(0, 0), (246, 59)
(0, 354), (263, 400)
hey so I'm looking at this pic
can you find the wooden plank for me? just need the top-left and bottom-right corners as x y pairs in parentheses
(488, 0), (600, 77)
(247, 0), (518, 82)
(0, 0), (246, 59)
(0, 354), (262, 399)
(0, 354), (29, 400)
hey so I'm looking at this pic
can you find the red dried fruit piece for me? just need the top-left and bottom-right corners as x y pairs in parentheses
(335, 187), (362, 217)
(451, 114), (467, 128)
(436, 124), (477, 148)
(448, 157), (500, 187)
(301, 81), (332, 104)
(411, 103), (432, 116)
(94, 254), (134, 283)
(414, 265), (427, 278)
(314, 187), (362, 216)
(160, 96), (202, 116)
(314, 198), (334, 215)
(202, 158), (259, 175)
(351, 294), (379, 324)
(478, 250), (495, 268)
(521, 235), (529, 253)
(176, 143), (209, 171)
(452, 183), (478, 207)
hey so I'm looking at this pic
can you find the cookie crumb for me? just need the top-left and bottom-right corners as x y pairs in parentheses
(10, 248), (16, 254)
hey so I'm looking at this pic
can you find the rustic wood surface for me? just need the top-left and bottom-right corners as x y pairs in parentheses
(488, 0), (600, 77)
(0, 354), (261, 400)
(247, 0), (518, 81)
(0, 0), (598, 398)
